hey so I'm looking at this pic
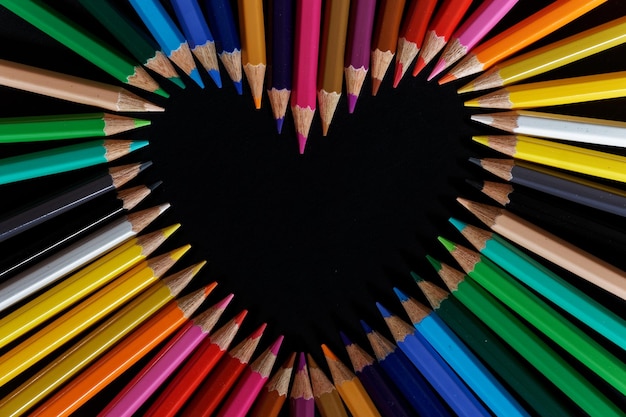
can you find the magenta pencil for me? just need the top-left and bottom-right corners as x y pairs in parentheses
(429, 0), (519, 80)
(216, 335), (285, 417)
(344, 0), (377, 114)
(97, 294), (234, 417)
(290, 352), (315, 417)
(291, 0), (323, 154)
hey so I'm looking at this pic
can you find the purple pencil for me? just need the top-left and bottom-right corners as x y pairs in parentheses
(290, 352), (315, 417)
(344, 0), (377, 113)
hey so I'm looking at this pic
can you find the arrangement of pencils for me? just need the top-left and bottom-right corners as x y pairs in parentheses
(1, 0), (626, 416)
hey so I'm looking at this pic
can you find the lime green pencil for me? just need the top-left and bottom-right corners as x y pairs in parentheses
(0, 139), (148, 185)
(0, 0), (168, 97)
(0, 113), (150, 143)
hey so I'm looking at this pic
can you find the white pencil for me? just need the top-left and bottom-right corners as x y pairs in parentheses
(472, 110), (626, 148)
(0, 204), (168, 313)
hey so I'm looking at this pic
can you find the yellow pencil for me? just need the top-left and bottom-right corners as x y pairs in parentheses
(473, 134), (626, 183)
(465, 71), (626, 109)
(0, 245), (189, 388)
(0, 263), (209, 417)
(238, 0), (266, 109)
(460, 15), (626, 93)
(0, 225), (179, 351)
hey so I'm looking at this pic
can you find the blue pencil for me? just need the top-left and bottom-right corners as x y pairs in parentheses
(266, 0), (294, 133)
(128, 0), (204, 88)
(170, 0), (221, 88)
(340, 332), (414, 417)
(376, 302), (491, 417)
(360, 320), (452, 417)
(204, 0), (243, 94)
(394, 288), (531, 417)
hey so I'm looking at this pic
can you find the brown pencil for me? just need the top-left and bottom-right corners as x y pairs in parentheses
(307, 353), (349, 417)
(249, 352), (296, 417)
(370, 0), (406, 95)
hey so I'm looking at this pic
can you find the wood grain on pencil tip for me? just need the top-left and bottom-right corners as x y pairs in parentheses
(370, 0), (406, 95)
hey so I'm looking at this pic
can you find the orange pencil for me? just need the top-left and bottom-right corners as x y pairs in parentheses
(392, 0), (438, 87)
(181, 323), (267, 417)
(370, 0), (406, 95)
(144, 310), (248, 417)
(440, 0), (607, 84)
(412, 0), (473, 77)
(249, 352), (297, 417)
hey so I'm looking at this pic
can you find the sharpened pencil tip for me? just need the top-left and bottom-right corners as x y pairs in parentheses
(216, 293), (234, 309)
(376, 302), (392, 318)
(276, 117), (284, 134)
(270, 335), (284, 355)
(154, 88), (170, 98)
(339, 331), (351, 346)
(297, 352), (306, 370)
(297, 133), (307, 154)
(233, 81), (243, 95)
(347, 94), (358, 114)
(169, 76), (186, 89)
(139, 161), (153, 172)
(392, 64), (403, 88)
(321, 344), (337, 360)
(449, 217), (468, 232)
(251, 323), (268, 338)
(189, 69), (205, 89)
(468, 157), (481, 166)
(465, 178), (483, 191)
(439, 73), (456, 85)
(428, 60), (446, 81)
(412, 57), (426, 77)
(162, 223), (181, 238)
(134, 118), (151, 128)
(410, 271), (423, 283)
(360, 320), (372, 334)
(438, 236), (456, 252)
(207, 69), (222, 88)
(170, 244), (192, 261)
(371, 78), (381, 96)
(425, 255), (442, 272)
(148, 180), (163, 191)
(233, 310), (248, 325)
(393, 287), (410, 303)
(130, 140), (150, 152)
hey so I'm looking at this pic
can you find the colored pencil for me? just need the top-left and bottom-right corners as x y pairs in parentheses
(317, 0), (350, 135)
(128, 0), (204, 88)
(0, 139), (148, 186)
(439, 236), (626, 395)
(440, 0), (607, 84)
(238, 0), (267, 109)
(306, 353), (349, 417)
(0, 182), (158, 280)
(376, 302), (492, 417)
(392, 0), (438, 87)
(413, 273), (578, 417)
(0, 224), (178, 352)
(460, 15), (626, 93)
(250, 352), (296, 417)
(181, 323), (268, 417)
(0, 113), (149, 144)
(341, 332), (414, 417)
(361, 320), (451, 417)
(98, 294), (234, 417)
(370, 0), (405, 95)
(467, 179), (626, 252)
(291, 0), (323, 154)
(0, 204), (168, 313)
(205, 0), (244, 94)
(78, 0), (185, 89)
(289, 352), (315, 417)
(144, 310), (248, 417)
(0, 245), (188, 387)
(412, 0), (473, 77)
(473, 134), (626, 184)
(0, 0), (168, 97)
(465, 71), (626, 109)
(394, 287), (531, 417)
(0, 59), (164, 112)
(457, 198), (626, 301)
(344, 0), (377, 113)
(450, 217), (626, 350)
(320, 343), (382, 417)
(0, 161), (148, 244)
(216, 336), (284, 417)
(170, 0), (222, 87)
(28, 285), (215, 417)
(0, 264), (207, 417)
(266, 0), (293, 133)
(471, 157), (626, 218)
(472, 110), (626, 148)
(428, 0), (518, 80)
(427, 256), (624, 417)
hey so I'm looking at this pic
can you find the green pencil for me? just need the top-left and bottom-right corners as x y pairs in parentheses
(77, 0), (185, 89)
(449, 217), (626, 351)
(439, 237), (626, 397)
(426, 256), (624, 417)
(0, 113), (150, 143)
(0, 0), (168, 97)
(0, 139), (148, 185)
(412, 272), (580, 417)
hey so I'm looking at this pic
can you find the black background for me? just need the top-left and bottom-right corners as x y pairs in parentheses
(1, 0), (626, 415)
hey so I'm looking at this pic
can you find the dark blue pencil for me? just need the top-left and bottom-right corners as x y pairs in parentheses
(360, 320), (452, 417)
(204, 0), (243, 94)
(376, 302), (491, 417)
(170, 0), (222, 88)
(340, 331), (414, 417)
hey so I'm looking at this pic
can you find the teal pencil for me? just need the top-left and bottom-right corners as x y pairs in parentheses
(0, 139), (148, 185)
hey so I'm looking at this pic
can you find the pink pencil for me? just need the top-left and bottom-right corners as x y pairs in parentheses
(291, 0), (323, 154)
(428, 0), (519, 80)
(215, 335), (285, 417)
(290, 352), (315, 417)
(97, 294), (234, 417)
